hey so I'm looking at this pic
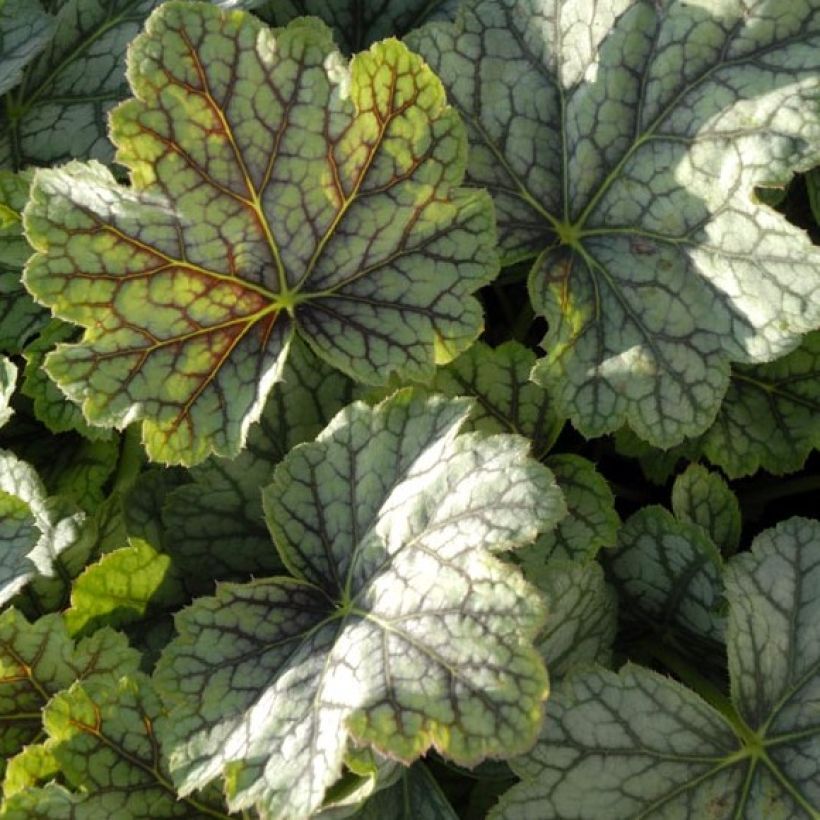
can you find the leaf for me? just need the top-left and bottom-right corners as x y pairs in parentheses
(493, 516), (820, 819)
(517, 454), (619, 565)
(122, 466), (188, 551)
(250, 0), (458, 53)
(0, 171), (46, 353)
(805, 167), (820, 225)
(161, 335), (354, 584)
(0, 674), (233, 819)
(671, 463), (740, 555)
(410, 0), (820, 447)
(424, 341), (563, 458)
(154, 391), (563, 818)
(0, 354), (15, 427)
(21, 320), (113, 441)
(0, 0), (55, 97)
(0, 609), (137, 776)
(526, 560), (617, 679)
(0, 0), (162, 168)
(609, 505), (725, 645)
(0, 449), (90, 609)
(64, 538), (186, 637)
(23, 2), (498, 466)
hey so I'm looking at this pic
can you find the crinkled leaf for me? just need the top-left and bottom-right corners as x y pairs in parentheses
(21, 320), (113, 441)
(0, 450), (90, 609)
(0, 674), (233, 819)
(64, 538), (186, 637)
(161, 335), (354, 584)
(411, 0), (820, 447)
(0, 355), (15, 427)
(672, 463), (740, 555)
(526, 560), (616, 679)
(0, 609), (137, 776)
(619, 331), (820, 479)
(0, 171), (46, 353)
(494, 516), (820, 819)
(0, 0), (162, 167)
(517, 455), (619, 565)
(424, 341), (563, 458)
(155, 391), (563, 818)
(609, 505), (725, 644)
(0, 0), (55, 97)
(23, 2), (497, 466)
(249, 0), (458, 53)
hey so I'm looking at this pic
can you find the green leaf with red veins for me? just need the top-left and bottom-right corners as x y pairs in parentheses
(154, 391), (564, 819)
(22, 1), (497, 466)
(409, 0), (820, 448)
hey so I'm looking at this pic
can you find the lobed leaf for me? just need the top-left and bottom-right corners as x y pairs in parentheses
(411, 0), (820, 447)
(23, 1), (497, 465)
(154, 391), (563, 818)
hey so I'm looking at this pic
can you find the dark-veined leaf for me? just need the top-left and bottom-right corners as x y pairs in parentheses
(410, 0), (820, 447)
(0, 0), (55, 97)
(23, 1), (497, 466)
(492, 516), (820, 819)
(154, 391), (564, 818)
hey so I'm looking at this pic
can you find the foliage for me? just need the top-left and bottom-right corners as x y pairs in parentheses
(0, 1), (818, 818)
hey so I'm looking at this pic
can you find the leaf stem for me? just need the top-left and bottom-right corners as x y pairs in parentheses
(112, 425), (145, 495)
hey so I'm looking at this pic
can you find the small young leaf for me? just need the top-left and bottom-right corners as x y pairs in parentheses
(671, 464), (740, 555)
(517, 455), (619, 565)
(0, 354), (15, 427)
(609, 506), (725, 644)
(493, 516), (820, 819)
(161, 335), (354, 583)
(64, 538), (186, 637)
(1, 674), (232, 819)
(0, 0), (55, 96)
(155, 391), (564, 818)
(0, 0), (161, 167)
(411, 0), (820, 448)
(0, 609), (137, 775)
(23, 2), (497, 465)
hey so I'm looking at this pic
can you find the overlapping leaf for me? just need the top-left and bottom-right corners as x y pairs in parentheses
(0, 673), (233, 819)
(0, 355), (14, 427)
(23, 1), (497, 466)
(0, 450), (89, 609)
(161, 335), (354, 583)
(0, 609), (135, 776)
(0, 0), (162, 167)
(0, 0), (55, 98)
(411, 0), (820, 447)
(492, 516), (820, 819)
(154, 391), (563, 818)
(0, 171), (46, 353)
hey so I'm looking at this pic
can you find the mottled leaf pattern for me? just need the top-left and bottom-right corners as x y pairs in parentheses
(517, 454), (619, 566)
(0, 0), (161, 167)
(0, 0), (55, 97)
(411, 0), (820, 446)
(161, 335), (354, 583)
(23, 2), (497, 465)
(0, 609), (135, 776)
(672, 463), (740, 555)
(0, 674), (232, 819)
(154, 391), (563, 818)
(609, 505), (725, 644)
(492, 517), (820, 819)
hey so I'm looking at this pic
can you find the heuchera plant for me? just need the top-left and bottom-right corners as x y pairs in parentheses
(0, 1), (818, 818)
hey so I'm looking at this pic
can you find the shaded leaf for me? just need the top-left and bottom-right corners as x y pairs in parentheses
(0, 0), (162, 167)
(609, 505), (725, 645)
(671, 463), (740, 555)
(517, 454), (618, 565)
(155, 391), (563, 818)
(23, 2), (497, 465)
(411, 0), (820, 447)
(493, 517), (820, 819)
(0, 0), (55, 97)
(161, 335), (354, 584)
